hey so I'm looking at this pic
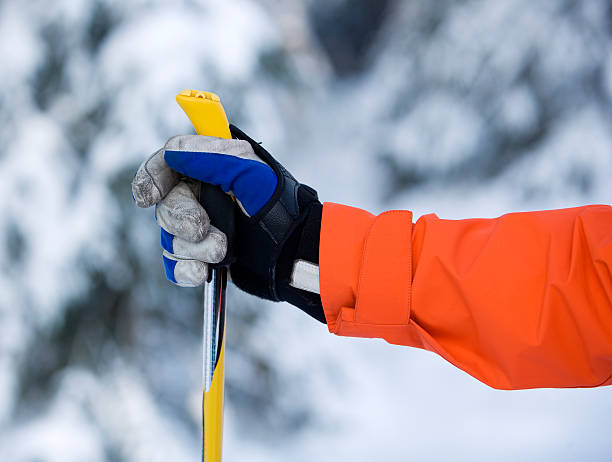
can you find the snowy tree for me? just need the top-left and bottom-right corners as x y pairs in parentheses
(1, 0), (611, 461)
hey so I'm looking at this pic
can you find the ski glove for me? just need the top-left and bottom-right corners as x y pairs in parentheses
(132, 126), (325, 323)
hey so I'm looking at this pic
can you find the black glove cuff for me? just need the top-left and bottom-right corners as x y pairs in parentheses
(276, 202), (326, 323)
(228, 125), (326, 324)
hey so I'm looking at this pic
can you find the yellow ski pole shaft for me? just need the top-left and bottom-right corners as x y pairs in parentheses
(176, 89), (231, 462)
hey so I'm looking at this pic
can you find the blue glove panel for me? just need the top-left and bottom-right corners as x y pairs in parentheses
(160, 227), (174, 253)
(162, 254), (178, 283)
(164, 150), (277, 216)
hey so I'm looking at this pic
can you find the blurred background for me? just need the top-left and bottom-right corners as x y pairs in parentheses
(1, 0), (612, 460)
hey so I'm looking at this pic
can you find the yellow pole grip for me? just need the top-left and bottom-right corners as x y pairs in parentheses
(176, 89), (232, 139)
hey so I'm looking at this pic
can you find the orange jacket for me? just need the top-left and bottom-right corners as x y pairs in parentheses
(319, 203), (612, 389)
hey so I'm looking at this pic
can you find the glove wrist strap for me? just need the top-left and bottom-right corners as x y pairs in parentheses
(276, 202), (325, 323)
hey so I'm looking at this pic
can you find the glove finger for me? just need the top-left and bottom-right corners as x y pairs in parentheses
(165, 135), (262, 163)
(132, 148), (180, 207)
(160, 225), (227, 264)
(162, 250), (208, 287)
(163, 135), (277, 217)
(156, 181), (209, 242)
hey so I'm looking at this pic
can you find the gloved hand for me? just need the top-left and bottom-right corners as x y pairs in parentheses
(132, 126), (325, 323)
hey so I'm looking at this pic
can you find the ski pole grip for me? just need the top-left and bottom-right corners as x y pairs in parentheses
(176, 90), (235, 267)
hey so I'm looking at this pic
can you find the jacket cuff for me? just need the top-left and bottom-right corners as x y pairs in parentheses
(320, 203), (414, 339)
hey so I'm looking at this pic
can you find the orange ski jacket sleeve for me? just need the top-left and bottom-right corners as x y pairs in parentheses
(319, 202), (612, 390)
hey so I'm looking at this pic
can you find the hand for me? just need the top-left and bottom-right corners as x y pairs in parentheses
(132, 126), (325, 322)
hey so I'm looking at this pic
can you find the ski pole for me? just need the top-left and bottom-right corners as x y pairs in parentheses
(176, 89), (232, 462)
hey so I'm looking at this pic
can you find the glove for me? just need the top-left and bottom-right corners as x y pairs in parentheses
(132, 126), (325, 323)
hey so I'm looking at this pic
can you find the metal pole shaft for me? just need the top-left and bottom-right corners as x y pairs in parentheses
(202, 267), (226, 461)
(203, 269), (221, 391)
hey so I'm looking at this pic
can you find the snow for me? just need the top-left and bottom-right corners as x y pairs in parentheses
(1, 0), (612, 461)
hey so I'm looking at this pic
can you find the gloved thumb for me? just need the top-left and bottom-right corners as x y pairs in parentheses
(163, 135), (278, 217)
